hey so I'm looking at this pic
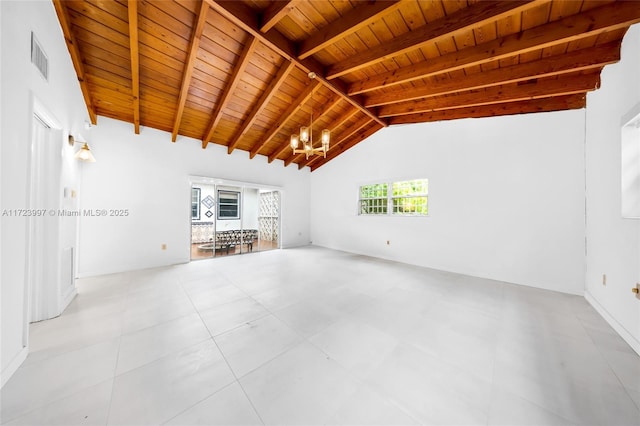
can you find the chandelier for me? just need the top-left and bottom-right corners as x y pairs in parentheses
(289, 72), (330, 159)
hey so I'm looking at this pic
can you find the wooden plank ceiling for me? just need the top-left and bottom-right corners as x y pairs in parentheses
(53, 0), (640, 171)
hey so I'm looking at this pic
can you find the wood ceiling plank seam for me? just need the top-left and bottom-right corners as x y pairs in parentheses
(53, 0), (97, 124)
(201, 24), (245, 56)
(66, 4), (129, 40)
(388, 93), (587, 125)
(594, 27), (628, 46)
(67, 0), (129, 29)
(84, 62), (131, 84)
(303, 115), (372, 168)
(453, 27), (478, 51)
(138, 43), (188, 73)
(66, 9), (130, 49)
(418, 0), (447, 23)
(261, 0), (298, 33)
(378, 71), (601, 117)
(327, 0), (544, 79)
(399, 0), (428, 31)
(283, 94), (342, 166)
(205, 0), (386, 128)
(136, 25), (189, 61)
(382, 8), (411, 38)
(273, 15), (306, 41)
(548, 0), (584, 21)
(85, 71), (132, 91)
(172, 0), (210, 142)
(348, 0), (640, 95)
(520, 1), (552, 31)
(299, 0), (339, 35)
(310, 123), (384, 171)
(227, 60), (294, 154)
(91, 0), (129, 18)
(285, 4), (320, 37)
(298, 0), (404, 60)
(74, 30), (132, 65)
(495, 11), (521, 38)
(472, 20), (497, 45)
(252, 80), (320, 160)
(202, 36), (260, 148)
(565, 33), (599, 52)
(365, 42), (620, 107)
(128, 0), (140, 134)
(155, 0), (199, 24)
(294, 105), (359, 169)
(137, 1), (193, 43)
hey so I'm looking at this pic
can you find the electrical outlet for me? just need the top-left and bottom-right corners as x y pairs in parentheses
(161, 244), (167, 250)
(602, 274), (606, 286)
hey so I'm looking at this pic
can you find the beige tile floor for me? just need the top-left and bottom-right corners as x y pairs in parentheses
(1, 246), (639, 425)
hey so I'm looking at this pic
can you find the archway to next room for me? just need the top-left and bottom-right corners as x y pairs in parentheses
(189, 176), (281, 261)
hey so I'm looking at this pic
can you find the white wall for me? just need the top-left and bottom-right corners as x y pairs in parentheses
(77, 117), (310, 277)
(1, 1), (87, 386)
(584, 24), (640, 353)
(311, 110), (586, 294)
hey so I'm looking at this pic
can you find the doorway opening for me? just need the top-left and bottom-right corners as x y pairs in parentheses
(189, 178), (281, 260)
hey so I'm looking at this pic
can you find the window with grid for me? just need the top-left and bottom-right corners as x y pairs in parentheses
(191, 188), (200, 220)
(392, 179), (428, 216)
(359, 183), (388, 215)
(358, 179), (428, 216)
(218, 190), (240, 219)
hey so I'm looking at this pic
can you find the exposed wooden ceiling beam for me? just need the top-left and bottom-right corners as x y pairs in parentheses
(172, 1), (209, 142)
(52, 0), (97, 124)
(283, 94), (342, 166)
(227, 60), (295, 154)
(205, 0), (386, 128)
(127, 0), (140, 134)
(365, 43), (621, 108)
(349, 0), (640, 95)
(202, 36), (259, 149)
(388, 94), (587, 125)
(303, 116), (373, 168)
(310, 123), (384, 172)
(379, 72), (601, 118)
(297, 0), (405, 60)
(296, 107), (359, 169)
(250, 80), (320, 159)
(327, 0), (542, 80)
(260, 0), (297, 33)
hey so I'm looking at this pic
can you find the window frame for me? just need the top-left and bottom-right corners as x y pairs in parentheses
(391, 179), (429, 216)
(191, 187), (201, 221)
(358, 178), (429, 217)
(358, 183), (389, 215)
(217, 190), (241, 220)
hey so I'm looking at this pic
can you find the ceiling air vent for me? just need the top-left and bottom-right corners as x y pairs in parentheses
(31, 32), (49, 81)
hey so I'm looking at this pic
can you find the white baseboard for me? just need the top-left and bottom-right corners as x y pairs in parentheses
(1, 346), (28, 389)
(60, 286), (77, 312)
(585, 291), (640, 356)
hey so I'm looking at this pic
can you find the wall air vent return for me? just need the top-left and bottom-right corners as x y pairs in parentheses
(31, 32), (49, 81)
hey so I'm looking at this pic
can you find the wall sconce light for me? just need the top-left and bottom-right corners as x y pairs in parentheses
(68, 135), (97, 162)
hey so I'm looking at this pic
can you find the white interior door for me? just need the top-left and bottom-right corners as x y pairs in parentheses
(27, 115), (62, 322)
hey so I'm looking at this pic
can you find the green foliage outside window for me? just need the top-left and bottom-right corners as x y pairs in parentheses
(392, 180), (428, 215)
(359, 179), (428, 216)
(359, 183), (388, 215)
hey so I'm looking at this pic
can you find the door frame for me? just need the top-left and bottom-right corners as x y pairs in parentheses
(188, 176), (282, 260)
(24, 96), (62, 340)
